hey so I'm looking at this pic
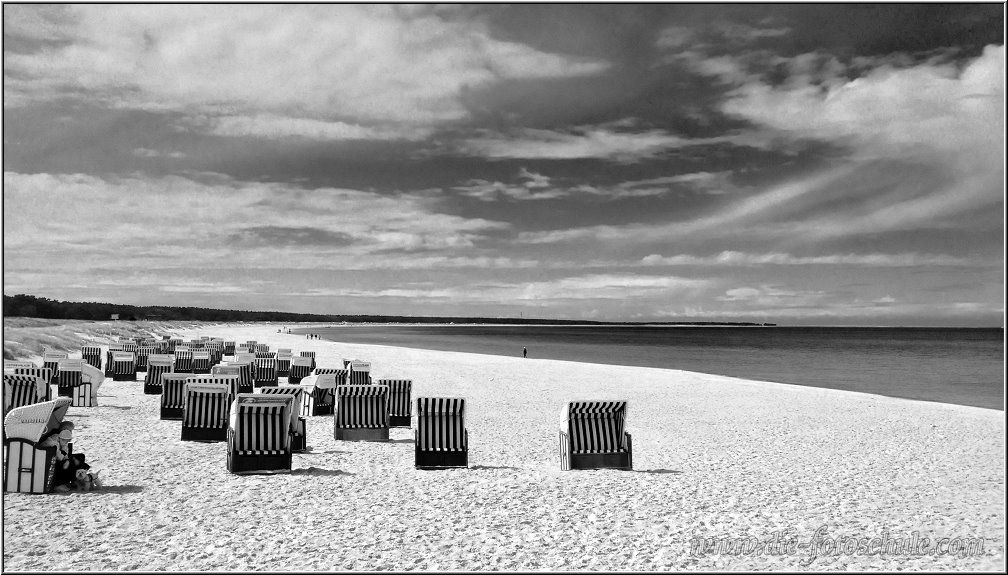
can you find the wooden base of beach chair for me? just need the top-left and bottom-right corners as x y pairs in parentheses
(143, 384), (162, 395)
(4, 440), (58, 494)
(160, 406), (183, 420)
(71, 384), (96, 407)
(181, 426), (227, 442)
(415, 448), (468, 469)
(112, 372), (137, 381)
(567, 451), (633, 471)
(237, 384), (254, 394)
(227, 451), (292, 475)
(307, 403), (332, 416)
(254, 379), (278, 388)
(334, 427), (389, 442)
(192, 367), (211, 375)
(389, 415), (411, 427)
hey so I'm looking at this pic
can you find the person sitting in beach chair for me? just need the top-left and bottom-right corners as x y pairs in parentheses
(415, 397), (468, 469)
(559, 401), (632, 471)
(287, 356), (314, 385)
(375, 379), (412, 427)
(4, 374), (48, 415)
(227, 394), (295, 475)
(333, 384), (390, 442)
(160, 373), (190, 420)
(3, 398), (73, 493)
(144, 354), (174, 395)
(256, 386), (308, 452)
(180, 380), (231, 442)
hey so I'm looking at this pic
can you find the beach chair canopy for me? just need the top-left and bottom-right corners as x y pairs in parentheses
(561, 401), (628, 454)
(278, 348), (291, 354)
(57, 359), (83, 371)
(112, 351), (135, 361)
(3, 398), (73, 442)
(80, 362), (104, 384)
(416, 397), (466, 451)
(4, 361), (38, 371)
(148, 354), (175, 367)
(348, 360), (371, 372)
(235, 353), (256, 363)
(306, 373), (341, 390)
(43, 351), (68, 361)
(257, 385), (304, 405)
(188, 375), (239, 399)
(290, 356), (313, 367)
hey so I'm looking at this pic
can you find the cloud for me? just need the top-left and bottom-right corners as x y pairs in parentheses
(228, 226), (356, 248)
(453, 169), (734, 202)
(133, 148), (186, 159)
(3, 5), (609, 134)
(206, 115), (433, 141)
(640, 251), (987, 268)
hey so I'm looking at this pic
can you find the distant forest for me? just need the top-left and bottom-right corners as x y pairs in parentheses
(2, 293), (774, 326)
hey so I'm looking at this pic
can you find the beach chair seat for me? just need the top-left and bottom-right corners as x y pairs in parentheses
(110, 351), (137, 381)
(559, 401), (632, 471)
(376, 379), (412, 427)
(334, 384), (389, 442)
(4, 374), (48, 415)
(299, 351), (316, 372)
(227, 394), (294, 474)
(160, 374), (190, 420)
(144, 355), (174, 395)
(415, 397), (468, 469)
(181, 381), (231, 442)
(5, 366), (53, 401)
(3, 398), (73, 493)
(287, 356), (314, 385)
(346, 360), (372, 385)
(42, 352), (67, 385)
(81, 345), (102, 371)
(256, 386), (308, 451)
(192, 350), (212, 374)
(174, 349), (194, 373)
(220, 362), (254, 394)
(254, 357), (278, 387)
(135, 345), (156, 372)
(276, 350), (292, 377)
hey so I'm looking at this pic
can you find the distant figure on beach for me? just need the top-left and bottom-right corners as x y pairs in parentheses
(523, 346), (527, 358)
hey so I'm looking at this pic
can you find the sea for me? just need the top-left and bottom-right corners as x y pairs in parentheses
(297, 325), (1004, 410)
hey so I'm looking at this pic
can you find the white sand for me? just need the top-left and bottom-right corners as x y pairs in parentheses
(3, 324), (1004, 571)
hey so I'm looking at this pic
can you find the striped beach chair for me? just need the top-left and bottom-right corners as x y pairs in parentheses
(559, 401), (632, 471)
(254, 356), (278, 387)
(376, 379), (412, 427)
(5, 365), (53, 401)
(3, 398), (73, 493)
(136, 344), (156, 372)
(223, 341), (236, 356)
(415, 397), (468, 469)
(42, 351), (67, 385)
(192, 350), (212, 374)
(254, 344), (270, 354)
(227, 394), (294, 475)
(54, 360), (83, 402)
(206, 341), (224, 365)
(3, 374), (48, 415)
(334, 384), (389, 442)
(110, 351), (137, 381)
(220, 362), (254, 394)
(144, 354), (174, 395)
(287, 356), (313, 384)
(346, 360), (372, 385)
(160, 373), (190, 420)
(257, 386), (308, 452)
(276, 349), (292, 377)
(174, 348), (194, 373)
(300, 351), (316, 371)
(341, 358), (352, 369)
(180, 381), (231, 442)
(296, 373), (339, 416)
(81, 346), (102, 370)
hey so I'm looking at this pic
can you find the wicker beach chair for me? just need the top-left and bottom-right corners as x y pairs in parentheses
(300, 351), (316, 372)
(81, 345), (102, 371)
(334, 384), (389, 441)
(276, 349), (292, 377)
(110, 351), (137, 381)
(254, 356), (278, 388)
(144, 354), (174, 395)
(174, 348), (194, 373)
(296, 373), (339, 416)
(375, 379), (412, 427)
(287, 356), (314, 384)
(56, 360), (99, 407)
(206, 341), (224, 365)
(42, 351), (67, 385)
(135, 344), (156, 372)
(256, 386), (308, 452)
(227, 394), (295, 475)
(559, 401), (632, 471)
(192, 350), (212, 374)
(180, 381), (231, 442)
(3, 374), (48, 415)
(223, 341), (236, 356)
(254, 344), (270, 354)
(160, 373), (190, 420)
(220, 362), (254, 394)
(415, 397), (468, 469)
(5, 365), (53, 401)
(3, 398), (73, 493)
(346, 360), (372, 385)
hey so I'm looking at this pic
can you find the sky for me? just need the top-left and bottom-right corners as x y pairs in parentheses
(2, 4), (1005, 326)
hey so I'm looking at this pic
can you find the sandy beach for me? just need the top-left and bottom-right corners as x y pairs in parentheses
(3, 323), (1004, 571)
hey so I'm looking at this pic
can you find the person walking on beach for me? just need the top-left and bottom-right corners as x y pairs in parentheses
(523, 346), (527, 358)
